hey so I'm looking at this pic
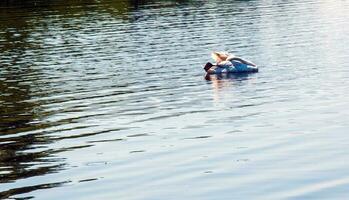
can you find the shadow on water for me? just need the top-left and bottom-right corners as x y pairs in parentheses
(0, 66), (68, 198)
(0, 5), (69, 198)
(0, 181), (70, 199)
(0, 0), (194, 11)
(0, 0), (197, 199)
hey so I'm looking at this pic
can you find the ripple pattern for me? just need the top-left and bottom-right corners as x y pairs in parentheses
(1, 0), (349, 199)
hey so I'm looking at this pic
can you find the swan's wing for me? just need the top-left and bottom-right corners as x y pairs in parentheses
(226, 54), (236, 61)
(217, 60), (233, 67)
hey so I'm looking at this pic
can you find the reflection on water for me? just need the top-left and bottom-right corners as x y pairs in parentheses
(0, 4), (66, 197)
(205, 72), (257, 103)
(1, 0), (349, 199)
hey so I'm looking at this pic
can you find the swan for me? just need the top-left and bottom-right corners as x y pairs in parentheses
(204, 52), (258, 74)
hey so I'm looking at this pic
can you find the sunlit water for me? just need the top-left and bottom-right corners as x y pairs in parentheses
(1, 0), (349, 199)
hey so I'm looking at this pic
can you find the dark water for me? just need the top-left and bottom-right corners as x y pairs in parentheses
(1, 0), (349, 199)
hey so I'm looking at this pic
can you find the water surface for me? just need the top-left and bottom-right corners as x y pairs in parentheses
(1, 0), (349, 199)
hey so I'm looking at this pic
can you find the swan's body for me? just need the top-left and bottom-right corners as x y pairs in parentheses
(207, 60), (258, 74)
(204, 52), (258, 74)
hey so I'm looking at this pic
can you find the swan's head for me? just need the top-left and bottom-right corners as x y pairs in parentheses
(204, 62), (214, 72)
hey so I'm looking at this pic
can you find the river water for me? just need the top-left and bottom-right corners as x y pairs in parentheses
(1, 0), (349, 199)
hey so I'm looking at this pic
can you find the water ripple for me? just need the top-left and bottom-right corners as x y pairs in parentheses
(1, 0), (349, 199)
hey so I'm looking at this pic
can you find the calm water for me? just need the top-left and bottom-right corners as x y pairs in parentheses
(1, 0), (349, 199)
